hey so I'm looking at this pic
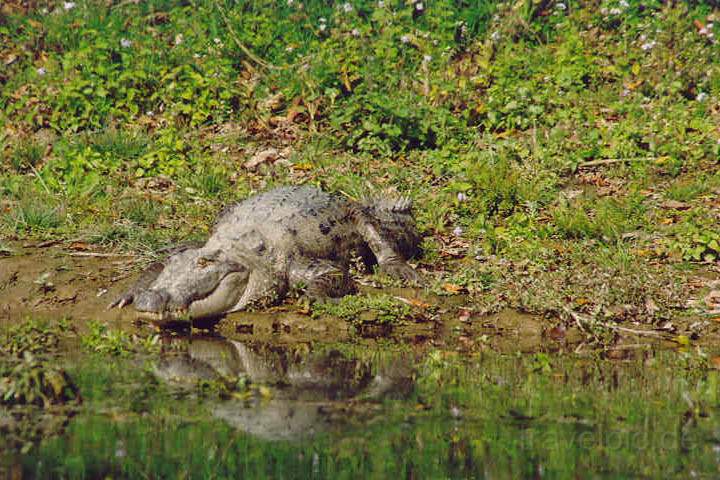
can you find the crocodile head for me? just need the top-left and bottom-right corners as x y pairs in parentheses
(131, 248), (250, 321)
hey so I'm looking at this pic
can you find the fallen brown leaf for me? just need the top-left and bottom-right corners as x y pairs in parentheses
(443, 283), (466, 294)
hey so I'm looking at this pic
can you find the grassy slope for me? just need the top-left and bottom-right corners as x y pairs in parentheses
(1, 0), (719, 334)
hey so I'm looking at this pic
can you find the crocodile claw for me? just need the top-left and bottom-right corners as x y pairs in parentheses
(108, 293), (133, 310)
(381, 262), (422, 286)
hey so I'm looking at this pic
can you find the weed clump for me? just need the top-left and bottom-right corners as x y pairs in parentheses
(0, 318), (72, 357)
(0, 353), (80, 407)
(81, 321), (159, 356)
(312, 294), (412, 326)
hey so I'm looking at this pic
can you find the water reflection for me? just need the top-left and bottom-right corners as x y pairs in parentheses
(153, 336), (414, 440)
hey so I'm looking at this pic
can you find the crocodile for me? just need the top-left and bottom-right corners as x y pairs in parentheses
(109, 185), (421, 322)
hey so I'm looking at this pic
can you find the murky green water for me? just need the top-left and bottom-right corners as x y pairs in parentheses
(2, 334), (720, 479)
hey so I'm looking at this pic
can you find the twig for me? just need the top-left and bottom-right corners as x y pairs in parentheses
(563, 307), (666, 338)
(213, 0), (274, 70)
(212, 1), (313, 72)
(28, 163), (52, 195)
(579, 157), (657, 168)
(110, 0), (141, 9)
(64, 252), (135, 258)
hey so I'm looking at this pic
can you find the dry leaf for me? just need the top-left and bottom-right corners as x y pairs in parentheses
(292, 162), (313, 171)
(660, 200), (690, 210)
(711, 356), (720, 370)
(69, 242), (92, 251)
(394, 296), (431, 309)
(245, 148), (279, 170)
(443, 283), (466, 294)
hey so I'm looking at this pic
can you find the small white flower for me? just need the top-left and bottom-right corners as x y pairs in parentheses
(609, 7), (621, 15)
(700, 27), (708, 35)
(174, 34), (183, 45)
(36, 67), (46, 76)
(555, 3), (566, 11)
(319, 17), (326, 23)
(351, 28), (360, 37)
(639, 33), (647, 41)
(619, 0), (629, 8)
(214, 38), (221, 44)
(457, 192), (467, 202)
(415, 2), (423, 11)
(63, 1), (75, 10)
(453, 226), (463, 237)
(696, 92), (708, 102)
(319, 23), (326, 32)
(41, 7), (48, 14)
(491, 31), (500, 41)
(286, 45), (294, 52)
(378, 0), (385, 6)
(708, 32), (715, 39)
(707, 22), (714, 29)
(423, 54), (432, 62)
(147, 111), (154, 116)
(641, 40), (656, 51)
(400, 34), (410, 44)
(342, 2), (353, 13)
(120, 38), (132, 48)
(287, 0), (293, 5)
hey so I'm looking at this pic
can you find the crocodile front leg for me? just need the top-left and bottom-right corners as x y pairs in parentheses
(353, 218), (420, 284)
(288, 259), (356, 300)
(227, 269), (288, 312)
(108, 261), (165, 309)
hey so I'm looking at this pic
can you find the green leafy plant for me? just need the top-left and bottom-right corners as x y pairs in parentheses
(312, 294), (411, 325)
(670, 226), (720, 262)
(0, 353), (80, 407)
(81, 321), (159, 356)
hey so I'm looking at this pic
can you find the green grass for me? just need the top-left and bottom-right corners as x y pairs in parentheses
(1, 0), (718, 324)
(665, 177), (709, 202)
(118, 198), (162, 227)
(552, 195), (646, 241)
(9, 140), (45, 173)
(2, 197), (65, 234)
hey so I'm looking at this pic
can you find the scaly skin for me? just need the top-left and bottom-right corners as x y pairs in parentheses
(109, 186), (421, 322)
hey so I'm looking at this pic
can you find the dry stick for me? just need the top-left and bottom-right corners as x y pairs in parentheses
(563, 307), (666, 338)
(64, 252), (135, 258)
(579, 157), (657, 168)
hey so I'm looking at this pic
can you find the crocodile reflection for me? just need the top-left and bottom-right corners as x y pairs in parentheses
(153, 337), (414, 441)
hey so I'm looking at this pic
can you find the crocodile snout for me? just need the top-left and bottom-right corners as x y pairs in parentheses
(134, 289), (172, 313)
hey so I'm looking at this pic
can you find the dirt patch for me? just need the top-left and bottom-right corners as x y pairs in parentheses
(0, 242), (138, 327)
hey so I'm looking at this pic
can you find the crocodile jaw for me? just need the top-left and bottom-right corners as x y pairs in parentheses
(134, 271), (249, 322)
